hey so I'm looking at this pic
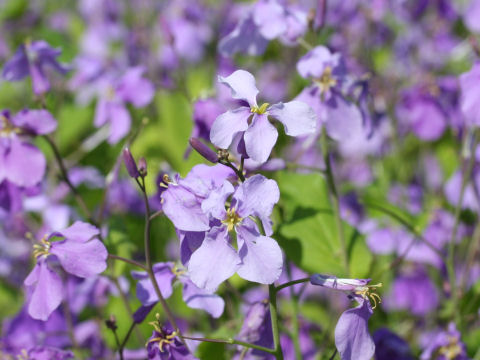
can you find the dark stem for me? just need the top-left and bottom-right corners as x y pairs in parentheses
(275, 278), (310, 293)
(269, 284), (284, 360)
(137, 176), (186, 346)
(329, 348), (338, 360)
(108, 254), (148, 271)
(181, 335), (275, 354)
(321, 131), (349, 275)
(220, 160), (245, 182)
(120, 322), (136, 351)
(43, 135), (96, 225)
(109, 325), (123, 360)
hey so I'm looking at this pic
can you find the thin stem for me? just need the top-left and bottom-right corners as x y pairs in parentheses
(447, 130), (478, 325)
(120, 322), (136, 350)
(321, 131), (349, 275)
(297, 37), (313, 51)
(363, 201), (444, 258)
(108, 254), (148, 271)
(43, 135), (94, 224)
(62, 301), (79, 350)
(109, 326), (123, 360)
(269, 284), (284, 360)
(289, 284), (302, 359)
(182, 335), (276, 354)
(149, 210), (164, 221)
(275, 278), (310, 293)
(220, 160), (245, 182)
(329, 348), (338, 360)
(138, 177), (185, 345)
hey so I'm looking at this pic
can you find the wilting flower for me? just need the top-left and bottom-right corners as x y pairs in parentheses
(24, 222), (107, 320)
(146, 314), (197, 360)
(2, 40), (69, 95)
(210, 69), (316, 163)
(0, 109), (57, 187)
(311, 274), (382, 360)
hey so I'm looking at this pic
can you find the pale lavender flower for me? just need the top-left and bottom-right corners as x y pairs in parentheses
(187, 174), (283, 291)
(24, 222), (107, 320)
(210, 70), (316, 163)
(460, 63), (480, 127)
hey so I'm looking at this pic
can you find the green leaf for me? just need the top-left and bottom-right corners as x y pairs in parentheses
(197, 341), (227, 360)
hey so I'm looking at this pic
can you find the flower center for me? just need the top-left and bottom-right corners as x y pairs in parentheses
(250, 102), (270, 115)
(438, 336), (463, 359)
(32, 235), (51, 259)
(354, 282), (383, 309)
(314, 66), (337, 96)
(147, 314), (178, 352)
(0, 115), (20, 138)
(222, 207), (243, 232)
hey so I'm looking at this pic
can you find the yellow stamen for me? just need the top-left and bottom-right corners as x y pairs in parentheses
(172, 264), (186, 277)
(354, 283), (383, 309)
(314, 66), (337, 97)
(32, 235), (51, 259)
(222, 208), (243, 232)
(250, 102), (270, 115)
(438, 336), (463, 359)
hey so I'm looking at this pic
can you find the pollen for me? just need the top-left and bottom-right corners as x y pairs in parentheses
(438, 336), (463, 360)
(0, 115), (20, 137)
(315, 66), (337, 96)
(250, 102), (270, 115)
(32, 235), (52, 259)
(222, 207), (243, 232)
(355, 282), (383, 309)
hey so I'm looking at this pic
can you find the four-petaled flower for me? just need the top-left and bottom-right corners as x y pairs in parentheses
(210, 69), (317, 163)
(24, 222), (108, 320)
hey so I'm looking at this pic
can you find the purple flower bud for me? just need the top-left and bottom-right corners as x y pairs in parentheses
(122, 148), (140, 178)
(138, 157), (147, 177)
(189, 137), (219, 163)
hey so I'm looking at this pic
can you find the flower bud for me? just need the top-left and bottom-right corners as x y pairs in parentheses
(122, 148), (139, 178)
(189, 137), (219, 163)
(105, 315), (117, 331)
(138, 157), (147, 177)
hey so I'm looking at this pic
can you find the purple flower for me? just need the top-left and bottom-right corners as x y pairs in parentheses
(210, 69), (317, 163)
(24, 221), (107, 320)
(0, 109), (57, 187)
(131, 262), (225, 318)
(464, 0), (480, 33)
(146, 317), (197, 360)
(94, 67), (154, 144)
(460, 63), (480, 127)
(218, 0), (307, 57)
(188, 174), (283, 291)
(373, 328), (414, 360)
(420, 323), (468, 360)
(161, 164), (234, 232)
(25, 347), (74, 360)
(2, 40), (69, 95)
(383, 267), (438, 316)
(310, 274), (380, 360)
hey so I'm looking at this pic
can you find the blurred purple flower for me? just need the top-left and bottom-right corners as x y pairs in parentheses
(0, 109), (57, 187)
(94, 67), (154, 143)
(460, 63), (480, 127)
(210, 70), (317, 163)
(420, 323), (468, 360)
(2, 40), (69, 95)
(373, 328), (414, 360)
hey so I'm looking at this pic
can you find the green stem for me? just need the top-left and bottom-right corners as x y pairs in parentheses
(321, 131), (349, 275)
(138, 177), (185, 345)
(182, 335), (276, 354)
(220, 160), (245, 182)
(108, 254), (148, 271)
(447, 130), (478, 325)
(275, 278), (310, 293)
(269, 284), (284, 360)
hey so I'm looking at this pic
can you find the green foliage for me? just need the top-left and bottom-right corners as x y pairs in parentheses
(276, 171), (372, 278)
